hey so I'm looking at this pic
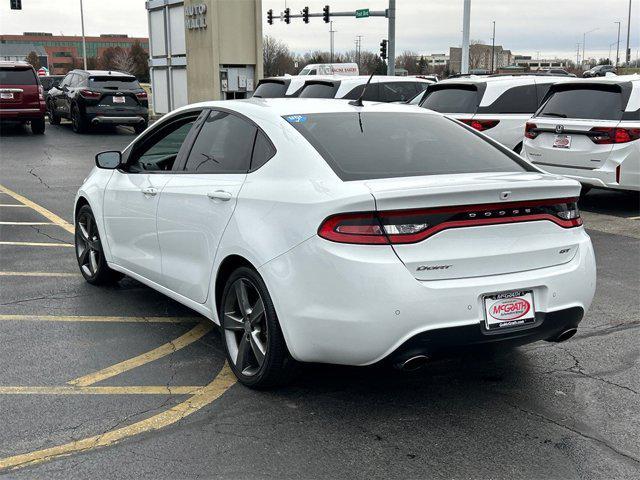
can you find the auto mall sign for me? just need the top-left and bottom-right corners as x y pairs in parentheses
(185, 3), (207, 30)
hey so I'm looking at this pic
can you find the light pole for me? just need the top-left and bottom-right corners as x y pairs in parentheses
(625, 0), (632, 65)
(79, 0), (87, 70)
(490, 21), (495, 73)
(329, 21), (336, 63)
(615, 21), (621, 67)
(582, 28), (598, 68)
(461, 0), (471, 74)
(387, 0), (396, 75)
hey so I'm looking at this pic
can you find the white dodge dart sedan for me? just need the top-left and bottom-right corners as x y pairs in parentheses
(75, 98), (596, 387)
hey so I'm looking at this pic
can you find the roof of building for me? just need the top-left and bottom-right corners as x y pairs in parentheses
(0, 43), (47, 57)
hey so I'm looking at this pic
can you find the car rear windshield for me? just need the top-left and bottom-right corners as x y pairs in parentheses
(298, 82), (338, 98)
(253, 81), (288, 98)
(88, 76), (141, 90)
(0, 67), (36, 85)
(538, 86), (624, 120)
(284, 112), (530, 181)
(421, 86), (479, 113)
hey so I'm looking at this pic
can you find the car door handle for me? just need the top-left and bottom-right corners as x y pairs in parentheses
(207, 190), (232, 202)
(141, 187), (158, 196)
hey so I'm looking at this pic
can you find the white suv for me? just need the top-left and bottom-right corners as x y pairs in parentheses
(420, 75), (564, 152)
(523, 75), (640, 192)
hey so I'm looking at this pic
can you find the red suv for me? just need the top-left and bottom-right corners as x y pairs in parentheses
(0, 61), (46, 134)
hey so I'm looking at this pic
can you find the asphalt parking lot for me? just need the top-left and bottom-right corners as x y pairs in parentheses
(0, 121), (639, 479)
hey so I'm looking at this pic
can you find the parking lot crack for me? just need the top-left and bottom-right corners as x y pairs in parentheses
(28, 225), (73, 245)
(28, 167), (51, 190)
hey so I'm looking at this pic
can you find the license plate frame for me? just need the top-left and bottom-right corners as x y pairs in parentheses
(112, 96), (126, 104)
(553, 134), (571, 149)
(0, 92), (14, 100)
(483, 290), (536, 331)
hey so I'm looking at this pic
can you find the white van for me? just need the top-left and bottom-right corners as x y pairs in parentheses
(299, 63), (359, 76)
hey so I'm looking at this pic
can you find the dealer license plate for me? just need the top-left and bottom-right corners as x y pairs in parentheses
(113, 96), (125, 104)
(483, 290), (535, 330)
(553, 134), (571, 149)
(1, 92), (14, 99)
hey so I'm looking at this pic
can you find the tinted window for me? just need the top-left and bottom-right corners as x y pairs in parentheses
(285, 112), (530, 181)
(538, 87), (624, 120)
(88, 76), (140, 90)
(128, 118), (196, 172)
(342, 83), (380, 101)
(380, 82), (419, 102)
(299, 82), (338, 98)
(408, 90), (427, 105)
(40, 77), (60, 90)
(480, 84), (538, 114)
(0, 67), (36, 85)
(253, 81), (288, 98)
(421, 87), (479, 113)
(184, 110), (256, 173)
(250, 131), (276, 171)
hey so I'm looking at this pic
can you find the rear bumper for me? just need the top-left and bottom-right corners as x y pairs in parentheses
(89, 115), (146, 125)
(259, 226), (596, 366)
(0, 107), (45, 120)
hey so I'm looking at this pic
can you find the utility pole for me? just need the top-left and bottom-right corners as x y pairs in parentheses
(576, 42), (581, 66)
(582, 28), (598, 69)
(490, 21), (495, 73)
(79, 0), (87, 70)
(329, 21), (336, 63)
(625, 0), (632, 65)
(356, 35), (363, 68)
(615, 21), (621, 67)
(387, 0), (396, 75)
(461, 0), (471, 74)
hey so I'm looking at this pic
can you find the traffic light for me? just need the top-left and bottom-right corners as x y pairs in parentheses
(302, 6), (309, 24)
(10, 0), (22, 9)
(322, 5), (330, 23)
(380, 39), (388, 60)
(284, 7), (290, 24)
(267, 9), (273, 25)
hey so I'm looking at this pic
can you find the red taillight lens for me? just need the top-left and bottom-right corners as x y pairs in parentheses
(79, 89), (100, 99)
(318, 199), (582, 245)
(460, 119), (500, 131)
(136, 91), (148, 100)
(525, 122), (538, 139)
(38, 85), (44, 101)
(590, 127), (640, 144)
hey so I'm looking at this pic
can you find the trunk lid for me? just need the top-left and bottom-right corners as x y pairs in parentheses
(364, 172), (582, 280)
(0, 66), (39, 110)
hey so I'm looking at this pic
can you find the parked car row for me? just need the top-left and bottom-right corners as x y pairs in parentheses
(0, 61), (149, 135)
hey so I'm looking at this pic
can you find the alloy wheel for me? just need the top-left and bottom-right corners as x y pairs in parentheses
(75, 212), (102, 278)
(223, 278), (268, 377)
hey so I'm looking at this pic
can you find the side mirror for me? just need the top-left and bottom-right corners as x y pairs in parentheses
(95, 151), (121, 169)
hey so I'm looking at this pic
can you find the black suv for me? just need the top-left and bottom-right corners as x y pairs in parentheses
(47, 70), (148, 133)
(583, 65), (616, 78)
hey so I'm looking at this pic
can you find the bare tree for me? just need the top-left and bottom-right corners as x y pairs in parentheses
(112, 48), (135, 74)
(25, 51), (40, 69)
(395, 50), (419, 74)
(263, 35), (295, 76)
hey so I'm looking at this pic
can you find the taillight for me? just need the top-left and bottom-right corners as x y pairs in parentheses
(460, 118), (500, 131)
(525, 122), (538, 139)
(79, 89), (101, 99)
(590, 127), (640, 144)
(136, 91), (148, 100)
(38, 85), (44, 101)
(318, 199), (582, 245)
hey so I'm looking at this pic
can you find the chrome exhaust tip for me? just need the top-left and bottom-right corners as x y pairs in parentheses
(549, 327), (578, 343)
(395, 354), (430, 372)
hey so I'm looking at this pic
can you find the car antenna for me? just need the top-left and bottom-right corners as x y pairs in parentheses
(349, 72), (375, 107)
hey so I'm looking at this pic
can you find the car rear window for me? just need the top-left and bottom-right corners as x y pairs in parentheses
(284, 112), (530, 181)
(298, 82), (338, 98)
(253, 81), (288, 98)
(0, 67), (37, 85)
(538, 86), (624, 120)
(479, 84), (539, 114)
(88, 76), (141, 90)
(421, 86), (479, 113)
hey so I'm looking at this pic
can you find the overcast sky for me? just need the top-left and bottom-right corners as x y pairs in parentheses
(1, 0), (638, 61)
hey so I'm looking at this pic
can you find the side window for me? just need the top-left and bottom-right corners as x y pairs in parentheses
(481, 84), (539, 114)
(342, 83), (380, 101)
(127, 117), (197, 172)
(535, 83), (552, 106)
(380, 82), (419, 102)
(250, 131), (276, 171)
(183, 110), (257, 174)
(69, 74), (79, 87)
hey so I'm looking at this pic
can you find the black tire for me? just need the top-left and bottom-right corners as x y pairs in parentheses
(71, 104), (87, 133)
(48, 102), (61, 125)
(220, 266), (298, 388)
(31, 117), (45, 134)
(133, 121), (148, 134)
(75, 205), (123, 285)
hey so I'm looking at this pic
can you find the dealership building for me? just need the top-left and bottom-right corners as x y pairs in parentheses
(145, 0), (263, 114)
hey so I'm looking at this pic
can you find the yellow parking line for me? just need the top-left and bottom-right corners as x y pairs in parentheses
(0, 204), (27, 208)
(628, 215), (640, 220)
(68, 322), (214, 386)
(0, 241), (72, 247)
(0, 385), (204, 395)
(0, 222), (56, 225)
(0, 271), (80, 277)
(0, 363), (236, 472)
(0, 314), (200, 323)
(0, 184), (74, 234)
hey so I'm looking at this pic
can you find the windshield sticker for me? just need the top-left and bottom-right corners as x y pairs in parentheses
(285, 115), (307, 123)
